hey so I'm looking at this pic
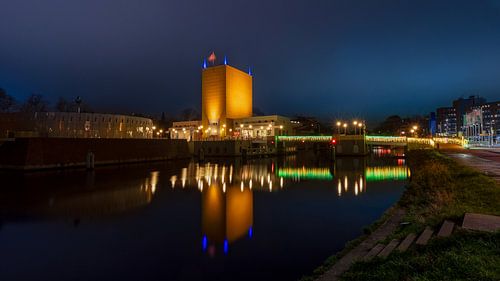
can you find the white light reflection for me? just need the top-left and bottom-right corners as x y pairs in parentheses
(151, 171), (159, 194)
(181, 168), (187, 188)
(170, 175), (177, 188)
(229, 165), (233, 183)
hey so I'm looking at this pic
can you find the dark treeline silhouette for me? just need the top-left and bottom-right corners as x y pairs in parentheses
(0, 88), (16, 112)
(0, 88), (97, 113)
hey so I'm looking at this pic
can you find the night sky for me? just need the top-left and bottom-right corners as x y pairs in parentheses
(1, 0), (500, 121)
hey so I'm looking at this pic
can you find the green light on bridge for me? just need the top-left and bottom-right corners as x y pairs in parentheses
(278, 167), (333, 180)
(365, 166), (409, 181)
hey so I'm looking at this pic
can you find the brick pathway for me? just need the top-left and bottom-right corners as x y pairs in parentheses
(317, 209), (406, 281)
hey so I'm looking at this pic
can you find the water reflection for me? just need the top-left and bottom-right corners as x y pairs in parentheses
(0, 168), (162, 219)
(201, 183), (253, 256)
(0, 151), (408, 281)
(164, 152), (410, 253)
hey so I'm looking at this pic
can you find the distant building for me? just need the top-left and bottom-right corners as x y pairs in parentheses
(452, 95), (486, 134)
(290, 116), (321, 135)
(233, 115), (292, 139)
(436, 107), (457, 136)
(464, 101), (500, 145)
(169, 120), (202, 141)
(201, 63), (252, 138)
(0, 112), (153, 139)
(429, 112), (436, 136)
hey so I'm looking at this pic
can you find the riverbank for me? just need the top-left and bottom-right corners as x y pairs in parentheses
(308, 149), (500, 281)
(0, 138), (190, 170)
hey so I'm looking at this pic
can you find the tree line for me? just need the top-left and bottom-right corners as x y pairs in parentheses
(0, 88), (91, 113)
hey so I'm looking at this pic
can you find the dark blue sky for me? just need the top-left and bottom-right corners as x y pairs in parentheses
(1, 0), (500, 121)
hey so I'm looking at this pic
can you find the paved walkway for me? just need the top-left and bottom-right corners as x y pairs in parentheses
(317, 209), (406, 281)
(441, 145), (500, 182)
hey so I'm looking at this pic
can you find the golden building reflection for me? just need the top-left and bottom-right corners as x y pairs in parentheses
(201, 182), (253, 256)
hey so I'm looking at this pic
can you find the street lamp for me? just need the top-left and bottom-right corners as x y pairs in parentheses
(343, 123), (347, 135)
(353, 121), (358, 134)
(336, 121), (341, 134)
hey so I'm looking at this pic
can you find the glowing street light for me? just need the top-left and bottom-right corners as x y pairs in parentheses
(343, 123), (347, 135)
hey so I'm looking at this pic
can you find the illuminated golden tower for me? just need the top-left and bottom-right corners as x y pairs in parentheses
(202, 64), (252, 137)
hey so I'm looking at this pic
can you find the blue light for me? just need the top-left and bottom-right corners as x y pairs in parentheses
(224, 55), (227, 65)
(248, 227), (253, 238)
(202, 235), (208, 251)
(203, 59), (207, 69)
(223, 239), (229, 254)
(248, 66), (252, 76)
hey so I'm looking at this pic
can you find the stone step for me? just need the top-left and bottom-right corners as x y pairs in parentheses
(363, 244), (385, 261)
(437, 220), (455, 237)
(415, 226), (433, 245)
(462, 213), (500, 232)
(397, 233), (417, 252)
(377, 239), (400, 258)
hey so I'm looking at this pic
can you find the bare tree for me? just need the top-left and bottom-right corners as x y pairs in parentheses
(0, 88), (16, 112)
(21, 93), (49, 112)
(179, 108), (200, 121)
(55, 97), (69, 112)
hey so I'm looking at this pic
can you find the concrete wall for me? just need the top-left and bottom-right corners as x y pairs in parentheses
(0, 138), (189, 170)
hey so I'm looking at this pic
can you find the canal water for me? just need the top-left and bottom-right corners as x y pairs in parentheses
(0, 149), (407, 281)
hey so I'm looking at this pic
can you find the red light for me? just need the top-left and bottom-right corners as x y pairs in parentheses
(331, 139), (336, 144)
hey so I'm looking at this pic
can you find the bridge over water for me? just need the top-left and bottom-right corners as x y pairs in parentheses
(275, 135), (466, 147)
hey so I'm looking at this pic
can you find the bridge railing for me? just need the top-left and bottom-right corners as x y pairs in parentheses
(275, 135), (466, 146)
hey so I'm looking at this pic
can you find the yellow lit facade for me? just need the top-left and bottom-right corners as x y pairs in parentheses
(202, 65), (252, 138)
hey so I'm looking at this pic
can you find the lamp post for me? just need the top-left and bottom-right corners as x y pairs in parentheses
(336, 121), (341, 134)
(343, 123), (347, 135)
(353, 121), (358, 135)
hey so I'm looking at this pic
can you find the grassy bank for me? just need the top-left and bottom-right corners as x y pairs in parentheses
(341, 149), (500, 281)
